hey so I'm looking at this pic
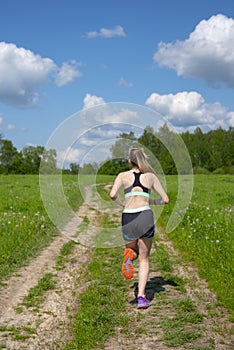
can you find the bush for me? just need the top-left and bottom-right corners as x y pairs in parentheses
(212, 167), (225, 174)
(227, 166), (234, 175)
(193, 166), (210, 175)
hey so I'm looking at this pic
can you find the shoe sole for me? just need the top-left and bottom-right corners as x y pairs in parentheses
(122, 248), (135, 279)
(137, 304), (150, 309)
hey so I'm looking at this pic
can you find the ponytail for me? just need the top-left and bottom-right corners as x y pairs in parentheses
(129, 148), (155, 174)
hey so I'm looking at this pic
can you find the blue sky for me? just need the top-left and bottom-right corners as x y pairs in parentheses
(0, 0), (234, 165)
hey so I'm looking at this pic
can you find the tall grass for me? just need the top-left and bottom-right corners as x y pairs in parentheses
(158, 175), (234, 315)
(0, 175), (82, 283)
(1, 173), (233, 319)
(65, 248), (129, 350)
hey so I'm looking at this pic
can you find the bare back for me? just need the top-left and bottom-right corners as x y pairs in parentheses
(121, 170), (153, 209)
(110, 168), (169, 210)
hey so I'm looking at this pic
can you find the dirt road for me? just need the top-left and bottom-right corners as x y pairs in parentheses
(0, 185), (233, 349)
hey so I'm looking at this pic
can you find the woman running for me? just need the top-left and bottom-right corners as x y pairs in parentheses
(110, 147), (169, 309)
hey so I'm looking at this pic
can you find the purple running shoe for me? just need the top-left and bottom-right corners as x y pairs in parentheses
(137, 296), (151, 309)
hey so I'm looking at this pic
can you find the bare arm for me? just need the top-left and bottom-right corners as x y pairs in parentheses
(150, 174), (169, 205)
(149, 197), (166, 205)
(110, 174), (125, 208)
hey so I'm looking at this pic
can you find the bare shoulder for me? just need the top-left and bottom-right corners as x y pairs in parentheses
(143, 172), (157, 181)
(117, 170), (130, 178)
(115, 170), (131, 182)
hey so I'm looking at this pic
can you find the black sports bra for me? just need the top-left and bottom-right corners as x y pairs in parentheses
(124, 172), (150, 198)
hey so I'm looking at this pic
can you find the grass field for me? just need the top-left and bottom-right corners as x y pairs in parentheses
(0, 174), (82, 284)
(158, 175), (234, 316)
(0, 174), (233, 317)
(96, 174), (234, 316)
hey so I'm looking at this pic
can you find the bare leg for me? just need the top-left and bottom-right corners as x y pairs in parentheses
(125, 240), (139, 259)
(137, 238), (153, 297)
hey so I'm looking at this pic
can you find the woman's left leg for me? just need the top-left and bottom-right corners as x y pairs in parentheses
(137, 237), (153, 297)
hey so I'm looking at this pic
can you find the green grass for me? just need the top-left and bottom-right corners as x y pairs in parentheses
(0, 325), (36, 342)
(158, 175), (234, 315)
(22, 272), (56, 308)
(153, 242), (172, 273)
(1, 174), (234, 347)
(0, 175), (58, 282)
(56, 240), (76, 270)
(161, 297), (203, 347)
(0, 174), (83, 283)
(65, 248), (130, 350)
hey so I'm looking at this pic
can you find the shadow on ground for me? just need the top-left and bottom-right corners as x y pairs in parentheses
(129, 275), (178, 304)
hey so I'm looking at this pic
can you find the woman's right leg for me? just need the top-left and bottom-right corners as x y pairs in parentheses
(122, 240), (138, 279)
(125, 240), (139, 257)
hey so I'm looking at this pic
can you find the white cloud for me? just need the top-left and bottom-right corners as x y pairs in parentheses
(55, 60), (82, 87)
(0, 115), (26, 133)
(57, 146), (84, 166)
(0, 42), (82, 107)
(145, 91), (233, 130)
(103, 110), (139, 123)
(227, 112), (234, 127)
(117, 77), (133, 88)
(6, 123), (26, 132)
(7, 124), (16, 130)
(154, 14), (234, 87)
(83, 93), (106, 109)
(85, 25), (126, 39)
(82, 93), (140, 124)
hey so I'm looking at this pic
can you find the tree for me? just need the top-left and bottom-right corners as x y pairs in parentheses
(0, 139), (18, 174)
(21, 146), (45, 174)
(98, 159), (129, 175)
(70, 163), (80, 174)
(79, 163), (95, 174)
(40, 148), (57, 174)
(222, 127), (234, 168)
(110, 131), (138, 159)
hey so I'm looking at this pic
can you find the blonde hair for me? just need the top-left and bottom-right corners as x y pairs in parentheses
(129, 148), (155, 174)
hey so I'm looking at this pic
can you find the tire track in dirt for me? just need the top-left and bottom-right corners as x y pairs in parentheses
(0, 185), (100, 349)
(102, 227), (234, 350)
(2, 183), (234, 350)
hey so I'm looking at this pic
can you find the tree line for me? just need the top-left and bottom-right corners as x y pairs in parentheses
(98, 125), (234, 175)
(0, 135), (56, 174)
(139, 125), (234, 175)
(1, 125), (233, 175)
